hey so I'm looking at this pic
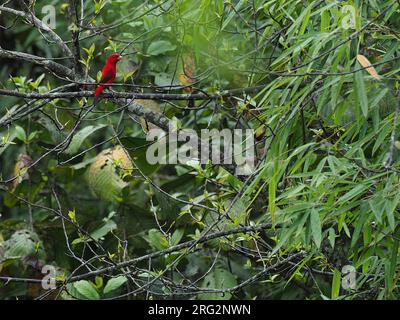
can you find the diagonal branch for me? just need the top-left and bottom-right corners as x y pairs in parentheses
(0, 5), (73, 58)
(67, 222), (274, 283)
(0, 47), (74, 79)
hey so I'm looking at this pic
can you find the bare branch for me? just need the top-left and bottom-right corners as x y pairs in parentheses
(67, 222), (274, 282)
(67, 0), (84, 79)
(0, 5), (73, 58)
(0, 85), (267, 100)
(0, 46), (73, 78)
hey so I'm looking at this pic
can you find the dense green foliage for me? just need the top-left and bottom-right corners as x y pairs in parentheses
(0, 0), (399, 300)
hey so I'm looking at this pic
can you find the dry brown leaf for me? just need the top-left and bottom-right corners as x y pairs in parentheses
(356, 54), (381, 80)
(179, 54), (196, 92)
(11, 153), (33, 191)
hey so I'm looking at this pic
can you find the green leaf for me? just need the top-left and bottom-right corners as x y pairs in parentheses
(123, 68), (139, 82)
(268, 162), (278, 224)
(386, 239), (399, 293)
(103, 276), (128, 295)
(73, 280), (100, 300)
(170, 229), (184, 246)
(385, 193), (400, 231)
(147, 229), (169, 250)
(94, 276), (103, 289)
(154, 72), (178, 86)
(310, 208), (322, 248)
(331, 269), (341, 299)
(90, 220), (117, 241)
(147, 40), (176, 56)
(3, 229), (38, 259)
(369, 196), (384, 223)
(14, 125), (27, 143)
(225, 198), (247, 225)
(198, 269), (237, 300)
(337, 184), (370, 204)
(320, 10), (330, 32)
(351, 210), (370, 248)
(68, 210), (76, 221)
(272, 219), (303, 255)
(29, 73), (45, 89)
(64, 124), (107, 155)
(328, 228), (336, 249)
(269, 174), (276, 224)
(299, 5), (311, 35)
(221, 0), (246, 30)
(27, 131), (39, 142)
(354, 70), (368, 118)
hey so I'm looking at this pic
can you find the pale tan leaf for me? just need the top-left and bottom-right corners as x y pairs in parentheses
(179, 54), (196, 92)
(356, 54), (381, 80)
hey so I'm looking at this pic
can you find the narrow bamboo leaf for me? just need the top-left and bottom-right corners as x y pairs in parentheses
(351, 211), (370, 248)
(387, 239), (399, 293)
(310, 208), (322, 248)
(337, 184), (369, 204)
(385, 193), (400, 231)
(299, 6), (311, 35)
(221, 0), (245, 31)
(331, 269), (341, 299)
(320, 10), (330, 31)
(269, 175), (276, 224)
(354, 71), (368, 118)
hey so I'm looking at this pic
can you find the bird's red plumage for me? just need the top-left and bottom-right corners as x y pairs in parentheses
(94, 53), (121, 98)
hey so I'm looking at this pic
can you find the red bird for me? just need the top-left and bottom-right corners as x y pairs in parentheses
(94, 53), (121, 99)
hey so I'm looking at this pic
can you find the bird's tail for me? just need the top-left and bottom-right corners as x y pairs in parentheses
(94, 85), (105, 97)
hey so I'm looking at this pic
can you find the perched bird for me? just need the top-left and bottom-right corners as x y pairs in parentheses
(94, 53), (121, 100)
